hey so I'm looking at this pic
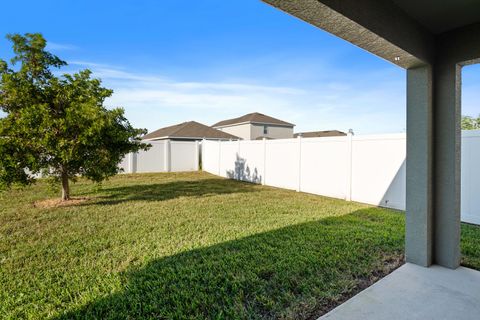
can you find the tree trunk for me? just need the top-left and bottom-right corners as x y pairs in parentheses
(61, 171), (70, 201)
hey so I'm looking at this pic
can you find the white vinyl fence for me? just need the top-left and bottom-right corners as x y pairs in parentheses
(120, 140), (199, 173)
(202, 131), (480, 225)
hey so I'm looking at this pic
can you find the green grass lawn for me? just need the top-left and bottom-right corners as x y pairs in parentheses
(0, 172), (478, 319)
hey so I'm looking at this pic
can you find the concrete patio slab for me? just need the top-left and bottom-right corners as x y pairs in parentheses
(321, 263), (480, 320)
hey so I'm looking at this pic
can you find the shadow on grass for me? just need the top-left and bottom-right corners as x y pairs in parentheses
(56, 208), (404, 320)
(83, 178), (257, 206)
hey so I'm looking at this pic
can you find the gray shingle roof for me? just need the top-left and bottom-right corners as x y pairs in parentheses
(294, 130), (346, 138)
(212, 112), (294, 128)
(142, 121), (240, 140)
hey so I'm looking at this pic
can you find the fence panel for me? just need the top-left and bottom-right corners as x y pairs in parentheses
(264, 139), (298, 190)
(118, 155), (130, 173)
(201, 132), (480, 225)
(170, 141), (198, 172)
(202, 140), (220, 174)
(461, 130), (480, 225)
(218, 141), (239, 178)
(119, 140), (199, 174)
(237, 140), (265, 183)
(136, 141), (167, 173)
(300, 136), (349, 199)
(350, 134), (406, 210)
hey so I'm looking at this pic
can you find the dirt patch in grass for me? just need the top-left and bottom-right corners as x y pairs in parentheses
(33, 197), (91, 209)
(307, 253), (405, 320)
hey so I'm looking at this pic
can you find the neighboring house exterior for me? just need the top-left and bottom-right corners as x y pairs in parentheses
(142, 121), (239, 141)
(294, 130), (346, 138)
(212, 112), (295, 140)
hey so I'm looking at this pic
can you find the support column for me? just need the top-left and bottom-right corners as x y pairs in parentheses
(405, 62), (462, 269)
(406, 65), (433, 267)
(433, 63), (462, 269)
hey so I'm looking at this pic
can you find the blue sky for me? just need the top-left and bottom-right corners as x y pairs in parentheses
(1, 0), (479, 134)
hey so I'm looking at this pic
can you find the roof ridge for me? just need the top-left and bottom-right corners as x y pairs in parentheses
(169, 121), (192, 136)
(212, 112), (294, 128)
(247, 112), (260, 120)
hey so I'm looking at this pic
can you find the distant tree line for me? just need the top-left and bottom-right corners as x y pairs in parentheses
(462, 115), (480, 130)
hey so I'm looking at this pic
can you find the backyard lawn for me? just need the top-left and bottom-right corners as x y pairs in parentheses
(1, 172), (479, 319)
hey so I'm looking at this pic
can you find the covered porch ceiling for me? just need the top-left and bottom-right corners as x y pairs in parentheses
(391, 0), (480, 34)
(262, 0), (480, 68)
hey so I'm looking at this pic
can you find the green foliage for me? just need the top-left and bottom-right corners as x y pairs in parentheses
(461, 223), (480, 269)
(461, 115), (480, 130)
(0, 33), (149, 195)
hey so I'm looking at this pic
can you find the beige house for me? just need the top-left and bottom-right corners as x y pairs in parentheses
(212, 112), (294, 140)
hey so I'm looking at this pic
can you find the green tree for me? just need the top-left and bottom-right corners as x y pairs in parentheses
(0, 33), (149, 200)
(461, 115), (480, 130)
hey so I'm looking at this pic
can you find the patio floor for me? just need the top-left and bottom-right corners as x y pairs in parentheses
(320, 263), (480, 320)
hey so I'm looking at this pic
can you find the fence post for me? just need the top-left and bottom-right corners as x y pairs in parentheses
(195, 140), (200, 171)
(201, 139), (206, 171)
(262, 137), (267, 185)
(297, 135), (302, 192)
(128, 152), (137, 174)
(218, 140), (221, 176)
(164, 140), (171, 172)
(346, 129), (354, 201)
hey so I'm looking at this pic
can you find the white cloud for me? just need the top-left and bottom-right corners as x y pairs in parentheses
(46, 42), (78, 51)
(67, 61), (406, 134)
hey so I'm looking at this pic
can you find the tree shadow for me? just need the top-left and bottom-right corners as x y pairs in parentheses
(82, 178), (257, 206)
(55, 208), (404, 320)
(226, 153), (262, 184)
